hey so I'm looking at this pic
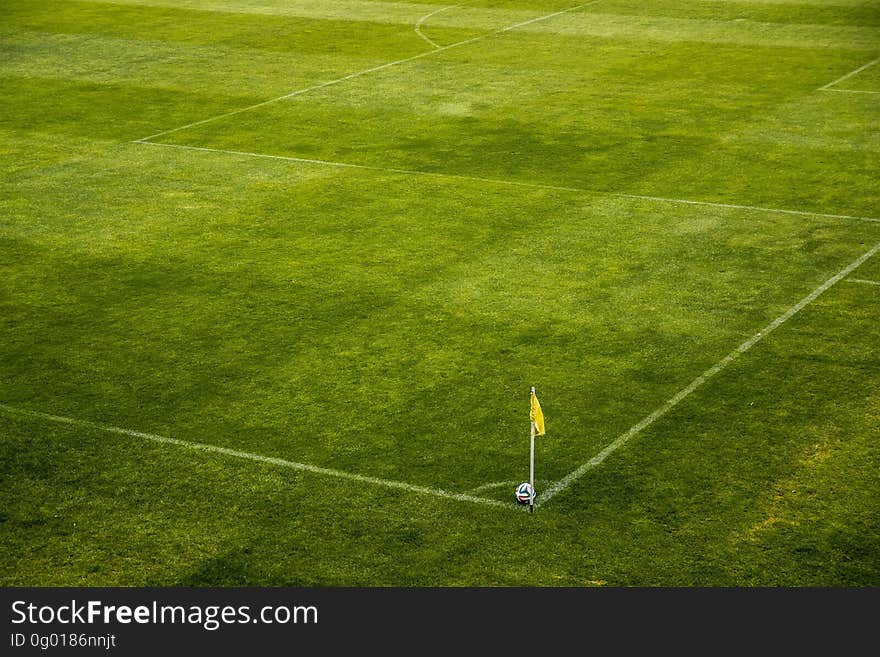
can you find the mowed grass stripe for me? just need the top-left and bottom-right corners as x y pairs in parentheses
(0, 29), (421, 99)
(0, 76), (258, 142)
(99, 0), (500, 25)
(0, 0), (434, 58)
(86, 0), (598, 30)
(722, 92), (880, 154)
(569, 0), (880, 26)
(92, 0), (880, 45)
(522, 11), (880, 49)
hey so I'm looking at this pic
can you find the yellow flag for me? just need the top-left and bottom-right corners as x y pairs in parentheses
(530, 391), (545, 435)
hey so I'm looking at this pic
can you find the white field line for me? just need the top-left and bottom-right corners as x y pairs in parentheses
(819, 88), (880, 95)
(136, 1), (601, 143)
(616, 193), (880, 224)
(538, 240), (880, 506)
(137, 141), (880, 225)
(415, 3), (468, 50)
(847, 278), (880, 286)
(819, 56), (880, 91)
(0, 403), (507, 509)
(137, 140), (589, 192)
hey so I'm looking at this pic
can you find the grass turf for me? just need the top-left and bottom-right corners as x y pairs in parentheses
(1, 0), (878, 586)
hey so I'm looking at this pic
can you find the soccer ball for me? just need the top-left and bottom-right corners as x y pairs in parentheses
(515, 482), (535, 505)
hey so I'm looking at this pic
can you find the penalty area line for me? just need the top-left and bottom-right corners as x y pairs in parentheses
(134, 140), (588, 194)
(137, 141), (880, 225)
(818, 88), (880, 95)
(539, 239), (880, 506)
(616, 194), (880, 225)
(0, 403), (507, 509)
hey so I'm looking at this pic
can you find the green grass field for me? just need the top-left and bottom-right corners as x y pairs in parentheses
(1, 0), (878, 586)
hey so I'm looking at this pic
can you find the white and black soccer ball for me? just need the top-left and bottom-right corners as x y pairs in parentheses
(515, 482), (535, 505)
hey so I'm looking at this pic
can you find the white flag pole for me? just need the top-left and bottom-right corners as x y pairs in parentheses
(529, 386), (536, 513)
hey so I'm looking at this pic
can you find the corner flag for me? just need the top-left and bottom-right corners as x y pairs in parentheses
(526, 386), (545, 513)
(530, 389), (545, 436)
